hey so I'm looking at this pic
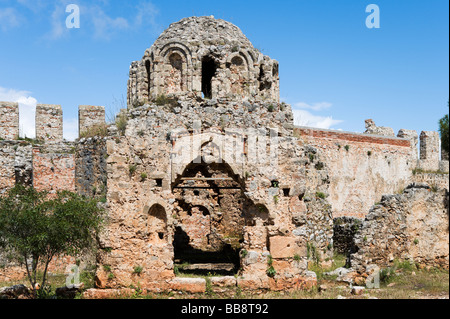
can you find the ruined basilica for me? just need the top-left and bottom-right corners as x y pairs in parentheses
(1, 16), (448, 294)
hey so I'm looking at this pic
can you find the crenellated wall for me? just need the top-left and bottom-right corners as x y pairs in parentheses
(0, 103), (106, 195)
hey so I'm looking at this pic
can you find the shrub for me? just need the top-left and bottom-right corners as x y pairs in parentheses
(133, 266), (143, 275)
(266, 266), (277, 278)
(316, 192), (326, 200)
(79, 124), (108, 139)
(155, 94), (169, 106)
(116, 113), (128, 136)
(129, 165), (137, 176)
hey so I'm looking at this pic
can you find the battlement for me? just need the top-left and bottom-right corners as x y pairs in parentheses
(0, 102), (105, 142)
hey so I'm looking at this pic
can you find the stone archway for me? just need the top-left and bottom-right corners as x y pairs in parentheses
(171, 158), (245, 275)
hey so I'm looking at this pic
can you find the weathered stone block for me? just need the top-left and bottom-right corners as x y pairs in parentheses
(169, 278), (206, 293)
(269, 236), (305, 259)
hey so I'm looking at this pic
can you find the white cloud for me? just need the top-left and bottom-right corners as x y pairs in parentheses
(0, 7), (21, 32)
(292, 109), (343, 130)
(294, 101), (333, 111)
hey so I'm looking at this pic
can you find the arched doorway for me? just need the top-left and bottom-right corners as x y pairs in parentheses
(172, 159), (245, 276)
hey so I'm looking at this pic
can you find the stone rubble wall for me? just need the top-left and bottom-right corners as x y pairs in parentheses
(351, 184), (449, 273)
(0, 102), (19, 140)
(32, 143), (76, 193)
(95, 102), (333, 290)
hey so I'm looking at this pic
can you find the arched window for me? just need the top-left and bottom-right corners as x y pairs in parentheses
(148, 204), (167, 242)
(202, 56), (217, 99)
(230, 56), (246, 95)
(166, 52), (184, 94)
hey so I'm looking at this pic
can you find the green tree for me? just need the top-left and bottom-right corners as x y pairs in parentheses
(439, 105), (449, 154)
(0, 185), (104, 298)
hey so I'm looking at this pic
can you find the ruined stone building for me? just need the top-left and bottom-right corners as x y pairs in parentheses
(0, 16), (448, 293)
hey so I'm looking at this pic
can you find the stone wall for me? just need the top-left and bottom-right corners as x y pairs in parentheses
(0, 102), (19, 140)
(412, 172), (449, 191)
(35, 104), (63, 142)
(32, 144), (76, 193)
(0, 142), (16, 195)
(75, 137), (107, 198)
(95, 103), (332, 290)
(351, 184), (449, 273)
(294, 126), (415, 218)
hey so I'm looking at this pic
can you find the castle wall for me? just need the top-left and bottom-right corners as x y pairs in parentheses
(0, 102), (19, 140)
(294, 126), (415, 219)
(32, 144), (76, 193)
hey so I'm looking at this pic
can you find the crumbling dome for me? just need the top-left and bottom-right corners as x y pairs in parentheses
(127, 16), (280, 107)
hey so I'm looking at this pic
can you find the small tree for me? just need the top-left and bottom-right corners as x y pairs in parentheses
(439, 109), (449, 155)
(0, 185), (104, 298)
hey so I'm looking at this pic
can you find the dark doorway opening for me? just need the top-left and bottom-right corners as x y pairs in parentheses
(202, 56), (217, 99)
(145, 60), (151, 96)
(173, 226), (240, 276)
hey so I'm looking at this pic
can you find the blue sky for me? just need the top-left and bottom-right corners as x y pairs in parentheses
(0, 0), (448, 140)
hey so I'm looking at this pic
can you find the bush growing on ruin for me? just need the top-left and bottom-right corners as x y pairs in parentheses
(79, 124), (108, 139)
(115, 113), (128, 136)
(0, 185), (104, 298)
(439, 111), (449, 154)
